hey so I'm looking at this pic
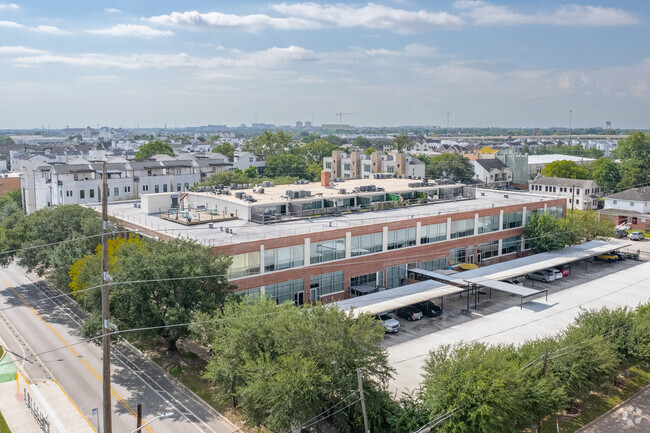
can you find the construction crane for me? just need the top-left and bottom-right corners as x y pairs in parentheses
(335, 112), (356, 125)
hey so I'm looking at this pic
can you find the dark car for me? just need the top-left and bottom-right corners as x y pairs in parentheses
(614, 229), (628, 238)
(413, 300), (442, 318)
(614, 252), (628, 261)
(395, 306), (423, 321)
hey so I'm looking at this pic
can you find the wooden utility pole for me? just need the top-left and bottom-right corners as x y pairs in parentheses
(137, 403), (142, 429)
(538, 347), (549, 432)
(356, 369), (369, 433)
(101, 161), (113, 433)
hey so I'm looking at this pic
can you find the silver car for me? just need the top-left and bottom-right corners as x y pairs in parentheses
(549, 268), (563, 279)
(630, 231), (645, 241)
(375, 314), (400, 333)
(525, 270), (556, 283)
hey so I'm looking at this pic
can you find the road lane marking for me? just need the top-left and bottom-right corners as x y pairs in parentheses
(0, 277), (155, 433)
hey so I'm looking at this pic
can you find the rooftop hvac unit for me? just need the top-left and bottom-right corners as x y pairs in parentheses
(258, 187), (264, 194)
(234, 191), (245, 199)
(305, 190), (311, 197)
(480, 192), (486, 196)
(286, 190), (293, 197)
(299, 190), (307, 198)
(245, 195), (253, 201)
(504, 194), (509, 198)
(339, 188), (346, 194)
(293, 191), (301, 199)
(263, 181), (271, 187)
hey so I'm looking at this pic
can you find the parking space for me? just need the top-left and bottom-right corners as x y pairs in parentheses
(382, 247), (646, 348)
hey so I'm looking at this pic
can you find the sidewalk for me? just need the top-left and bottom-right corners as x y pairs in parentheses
(0, 353), (95, 433)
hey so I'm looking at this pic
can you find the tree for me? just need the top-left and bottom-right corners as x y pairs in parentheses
(208, 134), (221, 143)
(212, 142), (235, 161)
(591, 158), (621, 193)
(365, 146), (376, 156)
(523, 212), (569, 253)
(244, 130), (293, 157)
(0, 136), (15, 146)
(265, 153), (307, 179)
(306, 162), (323, 182)
(73, 236), (232, 351)
(134, 140), (175, 159)
(564, 209), (613, 243)
(541, 160), (589, 179)
(243, 166), (258, 178)
(392, 134), (411, 153)
(618, 159), (649, 191)
(301, 133), (321, 144)
(200, 297), (394, 432)
(352, 136), (372, 149)
(299, 138), (341, 164)
(614, 131), (650, 191)
(323, 134), (343, 146)
(422, 154), (474, 182)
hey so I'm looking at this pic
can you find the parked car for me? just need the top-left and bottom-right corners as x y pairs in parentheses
(614, 252), (628, 261)
(549, 268), (563, 279)
(375, 314), (400, 333)
(503, 278), (523, 286)
(560, 266), (570, 277)
(595, 253), (618, 263)
(614, 229), (628, 238)
(525, 270), (555, 283)
(630, 231), (645, 241)
(395, 306), (423, 321)
(413, 300), (442, 318)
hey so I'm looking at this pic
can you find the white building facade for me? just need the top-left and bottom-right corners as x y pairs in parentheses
(529, 176), (601, 211)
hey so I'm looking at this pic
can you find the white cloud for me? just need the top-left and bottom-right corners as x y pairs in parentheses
(147, 10), (322, 32)
(80, 75), (122, 82)
(0, 45), (46, 54)
(105, 8), (121, 13)
(34, 25), (71, 35)
(0, 3), (19, 11)
(272, 2), (463, 33)
(0, 20), (23, 28)
(13, 46), (316, 70)
(455, 1), (637, 26)
(87, 24), (174, 38)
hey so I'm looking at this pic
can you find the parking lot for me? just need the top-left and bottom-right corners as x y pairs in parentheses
(384, 238), (650, 393)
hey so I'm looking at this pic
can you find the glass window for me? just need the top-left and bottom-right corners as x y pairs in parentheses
(79, 190), (85, 199)
(114, 187), (119, 197)
(386, 264), (407, 289)
(177, 183), (181, 191)
(449, 246), (466, 266)
(502, 236), (522, 255)
(419, 258), (447, 271)
(234, 287), (261, 299)
(351, 233), (383, 257)
(265, 279), (304, 305)
(387, 227), (416, 250)
(526, 208), (540, 222)
(227, 251), (260, 279)
(163, 184), (168, 193)
(502, 211), (523, 229)
(310, 238), (346, 264)
(547, 206), (563, 218)
(350, 272), (378, 288)
(89, 189), (95, 198)
(478, 214), (499, 234)
(477, 241), (499, 261)
(363, 165), (371, 173)
(310, 271), (344, 300)
(450, 218), (474, 239)
(264, 245), (304, 272)
(154, 185), (159, 193)
(421, 223), (446, 244)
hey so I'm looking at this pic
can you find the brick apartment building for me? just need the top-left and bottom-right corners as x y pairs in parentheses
(104, 178), (565, 306)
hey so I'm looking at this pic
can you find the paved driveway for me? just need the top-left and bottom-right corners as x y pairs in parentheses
(578, 385), (650, 432)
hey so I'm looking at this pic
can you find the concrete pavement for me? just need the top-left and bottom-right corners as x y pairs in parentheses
(0, 262), (237, 433)
(577, 384), (650, 432)
(386, 244), (650, 394)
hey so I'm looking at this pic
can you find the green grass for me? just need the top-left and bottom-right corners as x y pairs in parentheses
(0, 408), (12, 432)
(541, 364), (650, 432)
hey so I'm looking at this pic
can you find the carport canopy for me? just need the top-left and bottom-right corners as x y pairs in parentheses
(336, 239), (630, 317)
(464, 277), (540, 297)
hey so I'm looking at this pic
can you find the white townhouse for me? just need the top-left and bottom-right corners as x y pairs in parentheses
(528, 176), (601, 211)
(470, 159), (513, 187)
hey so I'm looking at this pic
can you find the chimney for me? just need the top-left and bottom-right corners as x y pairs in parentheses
(321, 170), (330, 187)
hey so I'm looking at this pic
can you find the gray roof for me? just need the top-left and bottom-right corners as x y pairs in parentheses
(530, 176), (596, 188)
(606, 186), (650, 202)
(473, 159), (508, 171)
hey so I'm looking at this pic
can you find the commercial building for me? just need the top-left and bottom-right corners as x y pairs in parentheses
(600, 186), (650, 230)
(100, 180), (565, 306)
(529, 176), (601, 211)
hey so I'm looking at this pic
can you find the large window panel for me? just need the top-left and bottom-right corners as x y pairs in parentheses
(387, 227), (416, 250)
(421, 223), (446, 244)
(502, 236), (522, 255)
(477, 241), (499, 261)
(310, 271), (344, 300)
(449, 246), (466, 266)
(228, 251), (260, 279)
(351, 232), (383, 257)
(266, 279), (304, 305)
(502, 211), (523, 229)
(310, 238), (346, 264)
(450, 218), (474, 239)
(264, 245), (304, 272)
(419, 258), (447, 271)
(386, 264), (407, 289)
(478, 214), (499, 234)
(547, 206), (564, 219)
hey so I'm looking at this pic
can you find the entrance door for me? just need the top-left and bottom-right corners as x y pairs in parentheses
(294, 291), (304, 306)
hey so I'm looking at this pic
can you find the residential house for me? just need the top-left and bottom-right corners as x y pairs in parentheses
(600, 186), (650, 230)
(529, 176), (601, 211)
(471, 159), (513, 187)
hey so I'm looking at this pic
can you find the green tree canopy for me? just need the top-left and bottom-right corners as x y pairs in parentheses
(244, 130), (293, 157)
(352, 136), (372, 149)
(523, 212), (569, 253)
(265, 153), (307, 179)
(72, 236), (232, 351)
(392, 134), (411, 153)
(540, 160), (590, 179)
(298, 138), (342, 164)
(199, 297), (393, 432)
(590, 158), (621, 193)
(134, 140), (175, 159)
(212, 142), (235, 161)
(0, 136), (16, 146)
(323, 134), (344, 146)
(365, 146), (376, 156)
(420, 153), (474, 182)
(614, 131), (650, 190)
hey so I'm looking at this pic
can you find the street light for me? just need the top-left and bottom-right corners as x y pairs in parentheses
(130, 412), (174, 433)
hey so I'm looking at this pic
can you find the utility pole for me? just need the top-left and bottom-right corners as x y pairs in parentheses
(101, 161), (113, 433)
(538, 347), (549, 432)
(137, 404), (142, 430)
(356, 369), (369, 433)
(571, 184), (575, 214)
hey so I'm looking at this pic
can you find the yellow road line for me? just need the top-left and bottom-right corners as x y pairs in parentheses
(53, 378), (98, 433)
(1, 277), (155, 433)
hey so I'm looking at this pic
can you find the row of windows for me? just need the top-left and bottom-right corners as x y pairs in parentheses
(310, 271), (344, 300)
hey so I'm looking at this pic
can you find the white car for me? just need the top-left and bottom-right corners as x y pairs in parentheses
(630, 231), (645, 241)
(375, 314), (400, 333)
(549, 268), (563, 279)
(503, 278), (523, 286)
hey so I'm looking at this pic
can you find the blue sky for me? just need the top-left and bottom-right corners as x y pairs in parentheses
(0, 1), (648, 129)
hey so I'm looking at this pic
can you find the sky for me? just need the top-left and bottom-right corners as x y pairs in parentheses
(0, 1), (648, 129)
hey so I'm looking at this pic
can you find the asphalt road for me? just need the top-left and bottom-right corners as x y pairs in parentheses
(0, 262), (236, 433)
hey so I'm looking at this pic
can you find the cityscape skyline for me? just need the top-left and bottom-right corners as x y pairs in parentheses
(0, 1), (648, 129)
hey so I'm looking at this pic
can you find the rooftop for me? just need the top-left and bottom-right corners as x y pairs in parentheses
(606, 186), (650, 202)
(530, 176), (597, 188)
(96, 188), (559, 246)
(528, 154), (596, 165)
